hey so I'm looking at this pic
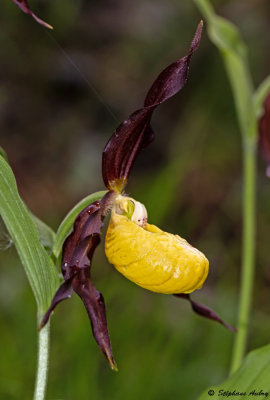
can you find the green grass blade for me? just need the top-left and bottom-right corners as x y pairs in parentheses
(198, 344), (270, 399)
(0, 155), (59, 314)
(194, 0), (257, 139)
(53, 190), (107, 259)
(253, 75), (270, 117)
(194, 0), (258, 373)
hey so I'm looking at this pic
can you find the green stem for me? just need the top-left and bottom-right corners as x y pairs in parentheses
(230, 138), (257, 374)
(34, 320), (50, 400)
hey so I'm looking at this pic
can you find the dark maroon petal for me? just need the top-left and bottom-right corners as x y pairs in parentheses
(38, 279), (73, 331)
(12, 0), (53, 29)
(61, 201), (102, 280)
(41, 191), (117, 369)
(102, 22), (203, 191)
(73, 269), (118, 370)
(259, 93), (270, 177)
(144, 21), (203, 107)
(174, 293), (236, 332)
(102, 108), (153, 191)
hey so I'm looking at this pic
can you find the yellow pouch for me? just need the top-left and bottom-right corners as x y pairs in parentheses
(105, 196), (209, 294)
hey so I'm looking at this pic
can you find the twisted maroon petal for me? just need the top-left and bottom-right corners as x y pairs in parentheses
(259, 93), (270, 177)
(102, 22), (203, 191)
(12, 0), (53, 29)
(174, 294), (236, 332)
(40, 191), (118, 370)
(72, 269), (117, 370)
(39, 279), (74, 330)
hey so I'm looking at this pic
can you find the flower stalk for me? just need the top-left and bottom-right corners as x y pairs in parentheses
(193, 0), (262, 373)
(230, 137), (257, 373)
(34, 321), (50, 400)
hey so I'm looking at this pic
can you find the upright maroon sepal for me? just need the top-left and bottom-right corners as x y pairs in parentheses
(174, 293), (236, 332)
(102, 22), (203, 191)
(40, 192), (118, 370)
(259, 93), (270, 177)
(12, 0), (53, 29)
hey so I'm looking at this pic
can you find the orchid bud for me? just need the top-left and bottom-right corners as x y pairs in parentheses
(105, 195), (209, 294)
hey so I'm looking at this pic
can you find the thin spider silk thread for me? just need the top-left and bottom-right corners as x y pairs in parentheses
(45, 31), (119, 124)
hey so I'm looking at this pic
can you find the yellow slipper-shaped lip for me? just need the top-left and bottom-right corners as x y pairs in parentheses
(105, 196), (209, 294)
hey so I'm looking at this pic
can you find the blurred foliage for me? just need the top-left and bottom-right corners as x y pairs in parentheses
(199, 344), (270, 399)
(0, 0), (270, 399)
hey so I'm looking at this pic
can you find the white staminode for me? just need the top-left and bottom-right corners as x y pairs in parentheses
(131, 199), (148, 227)
(115, 195), (148, 227)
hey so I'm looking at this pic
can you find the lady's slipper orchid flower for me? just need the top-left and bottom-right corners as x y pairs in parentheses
(40, 22), (235, 370)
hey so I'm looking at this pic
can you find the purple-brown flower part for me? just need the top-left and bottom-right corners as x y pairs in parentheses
(174, 294), (236, 332)
(40, 191), (118, 370)
(12, 0), (53, 29)
(102, 21), (203, 192)
(259, 92), (270, 177)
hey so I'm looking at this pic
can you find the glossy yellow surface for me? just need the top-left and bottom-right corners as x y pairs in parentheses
(105, 200), (209, 294)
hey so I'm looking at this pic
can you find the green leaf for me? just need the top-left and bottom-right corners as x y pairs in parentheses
(198, 344), (270, 399)
(253, 75), (270, 117)
(0, 155), (59, 315)
(31, 213), (56, 253)
(52, 190), (107, 259)
(0, 146), (8, 161)
(194, 0), (257, 139)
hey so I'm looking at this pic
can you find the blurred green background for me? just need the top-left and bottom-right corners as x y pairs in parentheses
(1, 0), (270, 399)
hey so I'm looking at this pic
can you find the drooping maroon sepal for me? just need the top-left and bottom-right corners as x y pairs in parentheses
(174, 293), (236, 332)
(73, 269), (117, 370)
(12, 0), (53, 29)
(39, 279), (74, 330)
(259, 93), (270, 177)
(39, 191), (118, 370)
(102, 21), (203, 191)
